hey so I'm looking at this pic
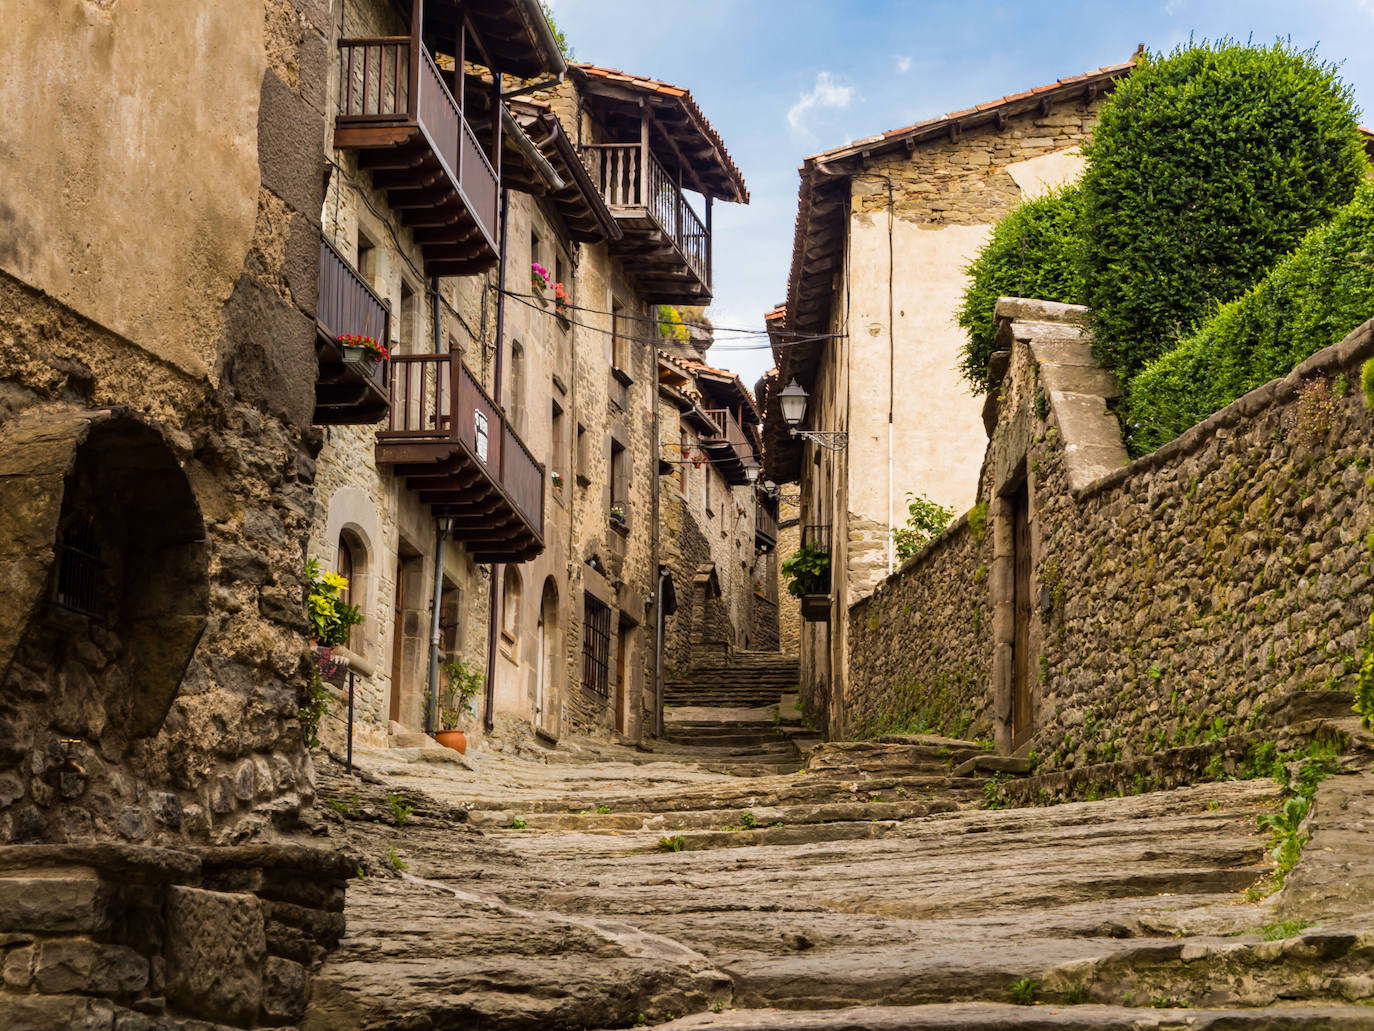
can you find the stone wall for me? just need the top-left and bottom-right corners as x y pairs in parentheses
(847, 304), (1374, 775)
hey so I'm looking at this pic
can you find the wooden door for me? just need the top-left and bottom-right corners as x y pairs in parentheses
(614, 624), (628, 734)
(1012, 481), (1033, 748)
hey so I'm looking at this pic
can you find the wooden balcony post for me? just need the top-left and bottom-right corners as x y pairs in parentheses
(490, 72), (503, 180)
(456, 20), (465, 113)
(639, 101), (649, 207)
(706, 194), (713, 288)
(408, 0), (421, 120)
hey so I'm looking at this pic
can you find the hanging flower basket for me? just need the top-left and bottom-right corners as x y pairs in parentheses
(337, 335), (389, 366)
(530, 263), (551, 295)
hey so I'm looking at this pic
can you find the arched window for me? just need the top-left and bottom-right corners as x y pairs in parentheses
(509, 341), (525, 433)
(336, 529), (368, 652)
(501, 566), (523, 645)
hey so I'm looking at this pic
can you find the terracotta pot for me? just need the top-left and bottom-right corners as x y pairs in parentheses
(434, 730), (467, 754)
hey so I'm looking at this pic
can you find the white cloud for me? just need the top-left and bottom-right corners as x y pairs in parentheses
(1162, 0), (1185, 14)
(896, 55), (913, 74)
(787, 71), (857, 139)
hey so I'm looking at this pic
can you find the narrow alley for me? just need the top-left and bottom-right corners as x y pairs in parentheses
(299, 663), (1374, 1030)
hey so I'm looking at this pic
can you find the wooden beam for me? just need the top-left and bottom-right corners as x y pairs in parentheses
(642, 103), (710, 197)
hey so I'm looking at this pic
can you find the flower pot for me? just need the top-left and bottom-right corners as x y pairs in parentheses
(434, 729), (467, 754)
(339, 343), (367, 365)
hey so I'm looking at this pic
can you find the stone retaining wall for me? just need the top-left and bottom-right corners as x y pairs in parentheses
(848, 308), (1374, 774)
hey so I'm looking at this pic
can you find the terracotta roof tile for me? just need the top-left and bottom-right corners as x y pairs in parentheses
(574, 63), (748, 202)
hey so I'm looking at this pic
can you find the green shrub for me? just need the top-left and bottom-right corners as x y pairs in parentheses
(957, 186), (1085, 392)
(892, 492), (956, 561)
(1126, 180), (1374, 453)
(1080, 40), (1365, 385)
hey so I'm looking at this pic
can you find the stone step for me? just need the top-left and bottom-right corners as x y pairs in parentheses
(467, 798), (958, 833)
(634, 1003), (1374, 1030)
(950, 755), (1031, 778)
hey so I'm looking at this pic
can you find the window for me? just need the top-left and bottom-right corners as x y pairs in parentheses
(610, 438), (626, 506)
(531, 229), (542, 270)
(357, 231), (377, 287)
(576, 423), (588, 484)
(399, 279), (418, 353)
(611, 298), (627, 369)
(552, 400), (565, 494)
(337, 533), (358, 650)
(501, 566), (522, 644)
(705, 463), (713, 516)
(582, 594), (611, 697)
(509, 341), (525, 433)
(56, 515), (102, 617)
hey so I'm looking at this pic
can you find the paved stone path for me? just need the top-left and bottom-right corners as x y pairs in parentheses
(299, 699), (1374, 1030)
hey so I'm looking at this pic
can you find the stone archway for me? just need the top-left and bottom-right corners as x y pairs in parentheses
(0, 408), (208, 842)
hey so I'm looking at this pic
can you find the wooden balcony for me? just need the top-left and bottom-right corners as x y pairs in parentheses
(376, 353), (544, 563)
(755, 501), (778, 553)
(335, 37), (499, 276)
(583, 144), (711, 303)
(314, 236), (391, 425)
(701, 408), (752, 485)
(798, 524), (832, 622)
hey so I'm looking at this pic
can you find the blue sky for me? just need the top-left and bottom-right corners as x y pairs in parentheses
(544, 0), (1374, 387)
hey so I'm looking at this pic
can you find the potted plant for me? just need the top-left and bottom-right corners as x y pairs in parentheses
(782, 541), (831, 621)
(530, 262), (551, 299)
(336, 334), (389, 366)
(553, 281), (571, 323)
(551, 470), (564, 493)
(609, 499), (628, 528)
(302, 559), (364, 745)
(434, 657), (484, 754)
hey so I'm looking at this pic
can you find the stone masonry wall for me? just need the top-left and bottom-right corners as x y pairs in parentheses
(848, 313), (1374, 773)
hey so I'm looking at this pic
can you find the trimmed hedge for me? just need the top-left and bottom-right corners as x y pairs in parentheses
(956, 186), (1085, 393)
(1079, 40), (1366, 385)
(1126, 179), (1374, 454)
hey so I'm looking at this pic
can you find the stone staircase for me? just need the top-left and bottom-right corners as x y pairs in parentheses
(664, 651), (800, 708)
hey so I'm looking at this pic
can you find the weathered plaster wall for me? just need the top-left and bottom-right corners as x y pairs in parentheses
(846, 313), (1374, 784)
(0, 0), (265, 380)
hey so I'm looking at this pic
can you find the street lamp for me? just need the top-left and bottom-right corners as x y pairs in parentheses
(744, 456), (761, 484)
(776, 378), (847, 451)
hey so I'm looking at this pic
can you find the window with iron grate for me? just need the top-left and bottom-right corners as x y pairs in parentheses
(582, 594), (611, 697)
(56, 515), (103, 617)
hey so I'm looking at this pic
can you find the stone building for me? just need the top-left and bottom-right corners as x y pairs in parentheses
(761, 58), (1134, 735)
(657, 353), (773, 676)
(0, 0), (363, 1025)
(309, 36), (750, 749)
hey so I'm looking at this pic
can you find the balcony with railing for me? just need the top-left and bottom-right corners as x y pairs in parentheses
(755, 501), (779, 553)
(334, 37), (499, 276)
(375, 352), (544, 563)
(700, 407), (753, 485)
(797, 524), (832, 622)
(314, 235), (391, 425)
(582, 143), (712, 303)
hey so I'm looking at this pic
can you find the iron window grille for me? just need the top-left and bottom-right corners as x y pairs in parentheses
(582, 595), (611, 697)
(56, 516), (103, 617)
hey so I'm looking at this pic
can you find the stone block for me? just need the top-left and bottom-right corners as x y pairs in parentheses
(256, 72), (325, 219)
(32, 939), (148, 996)
(261, 955), (306, 1022)
(0, 870), (109, 933)
(0, 994), (117, 1031)
(164, 887), (265, 1026)
(3, 943), (34, 988)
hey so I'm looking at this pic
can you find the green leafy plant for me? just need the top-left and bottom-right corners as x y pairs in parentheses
(509, 816), (527, 830)
(892, 493), (956, 561)
(596, 804), (611, 815)
(782, 540), (830, 598)
(1080, 39), (1365, 390)
(1356, 609), (1374, 731)
(1261, 918), (1313, 940)
(385, 847), (407, 872)
(1062, 984), (1091, 1005)
(306, 558), (363, 647)
(659, 834), (685, 852)
(1258, 794), (1311, 884)
(435, 658), (484, 731)
(537, 2), (572, 59)
(299, 669), (329, 749)
(326, 793), (361, 817)
(656, 304), (690, 345)
(1130, 181), (1374, 453)
(387, 793), (413, 827)
(1010, 977), (1038, 1005)
(957, 186), (1086, 392)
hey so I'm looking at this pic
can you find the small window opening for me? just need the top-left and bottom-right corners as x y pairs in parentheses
(56, 515), (103, 617)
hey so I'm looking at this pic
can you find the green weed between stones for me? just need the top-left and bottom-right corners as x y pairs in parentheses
(385, 847), (407, 873)
(509, 816), (527, 830)
(1009, 977), (1039, 1005)
(1261, 918), (1314, 940)
(658, 835), (685, 853)
(386, 793), (412, 827)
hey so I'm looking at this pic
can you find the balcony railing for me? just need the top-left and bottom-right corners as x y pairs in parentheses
(755, 502), (779, 549)
(583, 143), (710, 289)
(336, 37), (499, 258)
(378, 352), (544, 543)
(313, 235), (390, 424)
(798, 524), (832, 621)
(702, 408), (749, 455)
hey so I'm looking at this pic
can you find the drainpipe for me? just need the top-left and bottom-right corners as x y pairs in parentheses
(654, 565), (668, 738)
(424, 275), (448, 735)
(484, 187), (513, 733)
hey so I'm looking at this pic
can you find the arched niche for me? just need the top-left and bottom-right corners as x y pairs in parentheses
(0, 408), (209, 751)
